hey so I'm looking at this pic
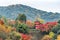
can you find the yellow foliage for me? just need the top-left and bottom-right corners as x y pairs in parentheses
(41, 35), (51, 40)
(37, 18), (45, 23)
(0, 24), (6, 31)
(49, 32), (55, 38)
(0, 24), (12, 33)
(57, 35), (60, 40)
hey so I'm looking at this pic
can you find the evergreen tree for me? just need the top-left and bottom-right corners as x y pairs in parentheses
(16, 14), (26, 23)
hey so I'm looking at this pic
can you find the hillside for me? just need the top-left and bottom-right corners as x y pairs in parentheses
(0, 4), (60, 22)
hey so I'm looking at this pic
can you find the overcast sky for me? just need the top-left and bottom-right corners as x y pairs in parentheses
(0, 0), (60, 13)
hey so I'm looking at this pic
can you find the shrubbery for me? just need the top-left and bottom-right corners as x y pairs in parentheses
(51, 24), (60, 34)
(16, 23), (29, 34)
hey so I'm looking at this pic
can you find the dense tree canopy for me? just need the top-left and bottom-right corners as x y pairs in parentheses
(51, 24), (60, 34)
(16, 23), (29, 34)
(16, 14), (26, 23)
(58, 20), (60, 24)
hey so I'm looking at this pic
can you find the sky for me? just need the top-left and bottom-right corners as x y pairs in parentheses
(0, 0), (60, 13)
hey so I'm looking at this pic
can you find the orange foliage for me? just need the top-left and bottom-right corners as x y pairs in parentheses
(0, 24), (12, 33)
(57, 35), (60, 40)
(0, 20), (4, 25)
(41, 35), (52, 40)
(26, 20), (34, 27)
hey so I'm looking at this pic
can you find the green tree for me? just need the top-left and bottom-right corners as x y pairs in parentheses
(16, 14), (26, 23)
(51, 24), (60, 34)
(58, 20), (60, 24)
(2, 17), (8, 25)
(9, 31), (21, 40)
(16, 23), (29, 34)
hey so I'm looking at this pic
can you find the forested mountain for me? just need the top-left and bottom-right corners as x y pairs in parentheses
(0, 4), (60, 22)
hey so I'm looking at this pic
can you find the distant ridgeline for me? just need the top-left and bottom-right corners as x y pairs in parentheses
(0, 4), (60, 22)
